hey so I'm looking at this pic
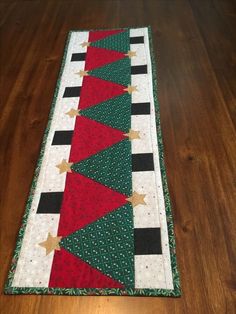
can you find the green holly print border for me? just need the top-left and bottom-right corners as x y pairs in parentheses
(4, 26), (181, 297)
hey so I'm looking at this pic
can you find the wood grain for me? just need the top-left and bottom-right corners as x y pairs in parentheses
(0, 0), (235, 313)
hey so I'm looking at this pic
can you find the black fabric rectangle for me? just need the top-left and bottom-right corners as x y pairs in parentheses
(134, 228), (162, 255)
(132, 153), (154, 171)
(71, 53), (86, 61)
(131, 102), (150, 115)
(37, 192), (63, 214)
(131, 65), (147, 75)
(63, 86), (81, 98)
(130, 36), (144, 44)
(52, 130), (73, 145)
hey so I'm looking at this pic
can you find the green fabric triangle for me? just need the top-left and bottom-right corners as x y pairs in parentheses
(71, 140), (132, 196)
(60, 203), (134, 288)
(91, 30), (129, 53)
(89, 58), (131, 86)
(81, 94), (131, 132)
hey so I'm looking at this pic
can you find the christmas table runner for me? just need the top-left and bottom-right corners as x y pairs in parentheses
(5, 27), (180, 296)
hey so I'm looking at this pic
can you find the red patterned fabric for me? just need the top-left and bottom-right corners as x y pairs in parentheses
(69, 116), (125, 162)
(78, 76), (126, 109)
(56, 172), (127, 236)
(88, 29), (124, 42)
(49, 248), (123, 288)
(85, 47), (125, 71)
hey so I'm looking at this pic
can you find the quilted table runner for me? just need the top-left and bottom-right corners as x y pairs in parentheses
(5, 27), (180, 296)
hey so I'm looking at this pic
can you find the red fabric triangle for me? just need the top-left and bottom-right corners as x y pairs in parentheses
(85, 47), (125, 71)
(69, 116), (124, 162)
(57, 172), (127, 236)
(49, 248), (123, 288)
(88, 29), (124, 42)
(78, 76), (125, 109)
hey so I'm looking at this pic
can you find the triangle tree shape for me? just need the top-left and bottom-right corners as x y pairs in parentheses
(88, 29), (124, 42)
(57, 172), (128, 236)
(88, 57), (131, 86)
(85, 46), (126, 71)
(49, 247), (124, 288)
(91, 30), (129, 53)
(78, 76), (126, 109)
(69, 116), (125, 162)
(81, 93), (131, 132)
(60, 203), (135, 288)
(71, 139), (132, 196)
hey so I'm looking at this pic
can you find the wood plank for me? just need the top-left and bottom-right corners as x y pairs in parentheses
(0, 1), (235, 313)
(190, 0), (236, 126)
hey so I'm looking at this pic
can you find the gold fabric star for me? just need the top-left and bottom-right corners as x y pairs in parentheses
(124, 129), (140, 140)
(125, 51), (137, 58)
(126, 191), (146, 207)
(124, 85), (138, 94)
(56, 159), (73, 174)
(75, 70), (89, 77)
(81, 41), (90, 47)
(66, 108), (80, 118)
(39, 233), (62, 256)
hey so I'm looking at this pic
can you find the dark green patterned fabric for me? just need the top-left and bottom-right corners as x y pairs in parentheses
(89, 58), (131, 86)
(81, 94), (131, 132)
(72, 139), (132, 196)
(91, 30), (129, 53)
(60, 203), (134, 287)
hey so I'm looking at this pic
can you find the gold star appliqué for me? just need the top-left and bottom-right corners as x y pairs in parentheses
(66, 108), (80, 118)
(126, 191), (146, 207)
(56, 159), (73, 174)
(124, 129), (140, 140)
(39, 233), (62, 256)
(75, 70), (89, 77)
(125, 51), (137, 58)
(81, 41), (90, 47)
(124, 85), (138, 94)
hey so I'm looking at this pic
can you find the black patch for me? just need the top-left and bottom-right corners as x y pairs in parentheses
(131, 65), (147, 75)
(130, 36), (144, 44)
(52, 131), (74, 145)
(71, 53), (86, 61)
(63, 86), (81, 98)
(134, 228), (162, 255)
(37, 192), (63, 214)
(132, 153), (154, 171)
(131, 102), (150, 115)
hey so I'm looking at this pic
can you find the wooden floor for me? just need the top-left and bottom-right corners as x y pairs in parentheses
(1, 0), (236, 313)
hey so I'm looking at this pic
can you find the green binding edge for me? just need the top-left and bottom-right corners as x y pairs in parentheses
(4, 26), (181, 297)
